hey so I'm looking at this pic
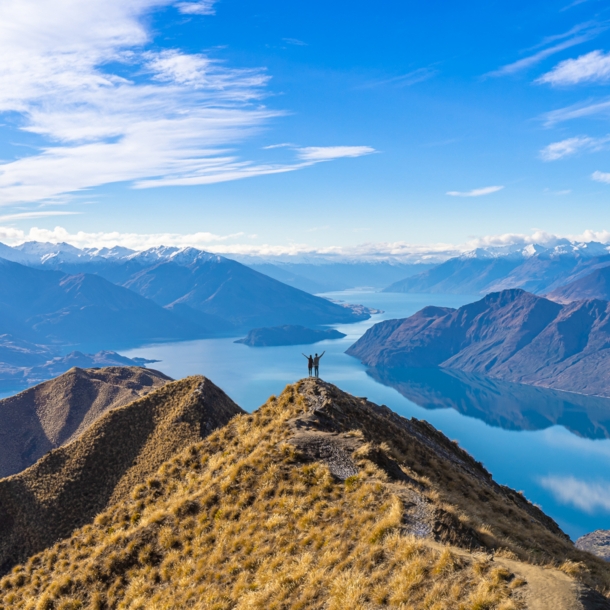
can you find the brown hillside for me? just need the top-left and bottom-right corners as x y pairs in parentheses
(1, 378), (609, 609)
(0, 366), (172, 479)
(0, 375), (243, 576)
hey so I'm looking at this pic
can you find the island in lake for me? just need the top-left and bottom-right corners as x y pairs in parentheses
(235, 325), (346, 347)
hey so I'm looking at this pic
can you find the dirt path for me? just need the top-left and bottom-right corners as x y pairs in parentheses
(495, 555), (582, 610)
(428, 541), (610, 609)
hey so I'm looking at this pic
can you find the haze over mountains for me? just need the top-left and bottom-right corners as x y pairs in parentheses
(348, 288), (610, 397)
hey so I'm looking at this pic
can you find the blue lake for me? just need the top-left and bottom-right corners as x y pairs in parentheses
(123, 290), (610, 541)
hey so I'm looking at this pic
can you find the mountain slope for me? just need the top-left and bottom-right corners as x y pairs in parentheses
(122, 257), (370, 329)
(0, 366), (171, 478)
(0, 258), (204, 347)
(0, 375), (243, 575)
(2, 378), (610, 608)
(547, 265), (610, 303)
(348, 289), (610, 396)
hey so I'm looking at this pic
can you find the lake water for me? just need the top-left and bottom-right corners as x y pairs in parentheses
(123, 290), (610, 541)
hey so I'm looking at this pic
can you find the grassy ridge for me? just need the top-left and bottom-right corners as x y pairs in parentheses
(0, 378), (608, 608)
(0, 366), (171, 478)
(0, 375), (243, 576)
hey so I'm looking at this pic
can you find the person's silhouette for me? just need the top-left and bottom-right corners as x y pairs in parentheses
(313, 351), (325, 378)
(302, 353), (313, 377)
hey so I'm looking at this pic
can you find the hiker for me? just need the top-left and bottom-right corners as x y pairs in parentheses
(302, 353), (313, 377)
(313, 351), (325, 378)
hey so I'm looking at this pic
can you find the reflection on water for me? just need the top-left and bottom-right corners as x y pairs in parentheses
(368, 367), (610, 440)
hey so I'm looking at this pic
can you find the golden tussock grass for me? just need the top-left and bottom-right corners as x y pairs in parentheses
(0, 381), (524, 609)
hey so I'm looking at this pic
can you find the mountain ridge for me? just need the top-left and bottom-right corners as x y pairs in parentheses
(0, 366), (171, 478)
(0, 374), (243, 575)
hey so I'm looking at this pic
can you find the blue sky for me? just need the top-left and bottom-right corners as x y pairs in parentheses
(1, 0), (610, 258)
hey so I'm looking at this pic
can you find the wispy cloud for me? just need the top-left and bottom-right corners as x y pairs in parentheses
(540, 135), (610, 160)
(561, 0), (591, 11)
(446, 186), (504, 197)
(538, 50), (610, 85)
(541, 98), (610, 126)
(486, 22), (606, 77)
(296, 146), (376, 162)
(540, 475), (610, 513)
(176, 1), (217, 15)
(0, 211), (80, 222)
(359, 67), (438, 89)
(262, 143), (295, 150)
(0, 0), (372, 205)
(282, 38), (307, 46)
(592, 170), (610, 183)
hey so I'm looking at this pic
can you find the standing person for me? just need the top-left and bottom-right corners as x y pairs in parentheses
(302, 353), (313, 377)
(313, 351), (325, 378)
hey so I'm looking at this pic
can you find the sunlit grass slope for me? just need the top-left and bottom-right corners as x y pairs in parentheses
(1, 378), (609, 609)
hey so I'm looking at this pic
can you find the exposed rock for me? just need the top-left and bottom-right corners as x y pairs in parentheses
(577, 530), (610, 561)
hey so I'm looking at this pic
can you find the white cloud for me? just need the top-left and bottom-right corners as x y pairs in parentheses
(296, 146), (376, 161)
(540, 135), (610, 160)
(175, 1), (217, 15)
(538, 50), (610, 86)
(0, 0), (372, 206)
(592, 170), (610, 184)
(486, 22), (605, 77)
(540, 475), (610, 513)
(8, 226), (610, 263)
(0, 225), (246, 251)
(446, 186), (504, 197)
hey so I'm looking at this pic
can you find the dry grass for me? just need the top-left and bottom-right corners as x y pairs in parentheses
(0, 366), (171, 479)
(0, 375), (242, 576)
(1, 378), (609, 608)
(0, 382), (524, 609)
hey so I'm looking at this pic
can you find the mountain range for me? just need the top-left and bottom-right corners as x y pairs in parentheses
(0, 243), (371, 335)
(384, 240), (610, 296)
(2, 373), (609, 607)
(348, 288), (610, 397)
(0, 243), (373, 388)
(0, 240), (429, 293)
(0, 258), (203, 348)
